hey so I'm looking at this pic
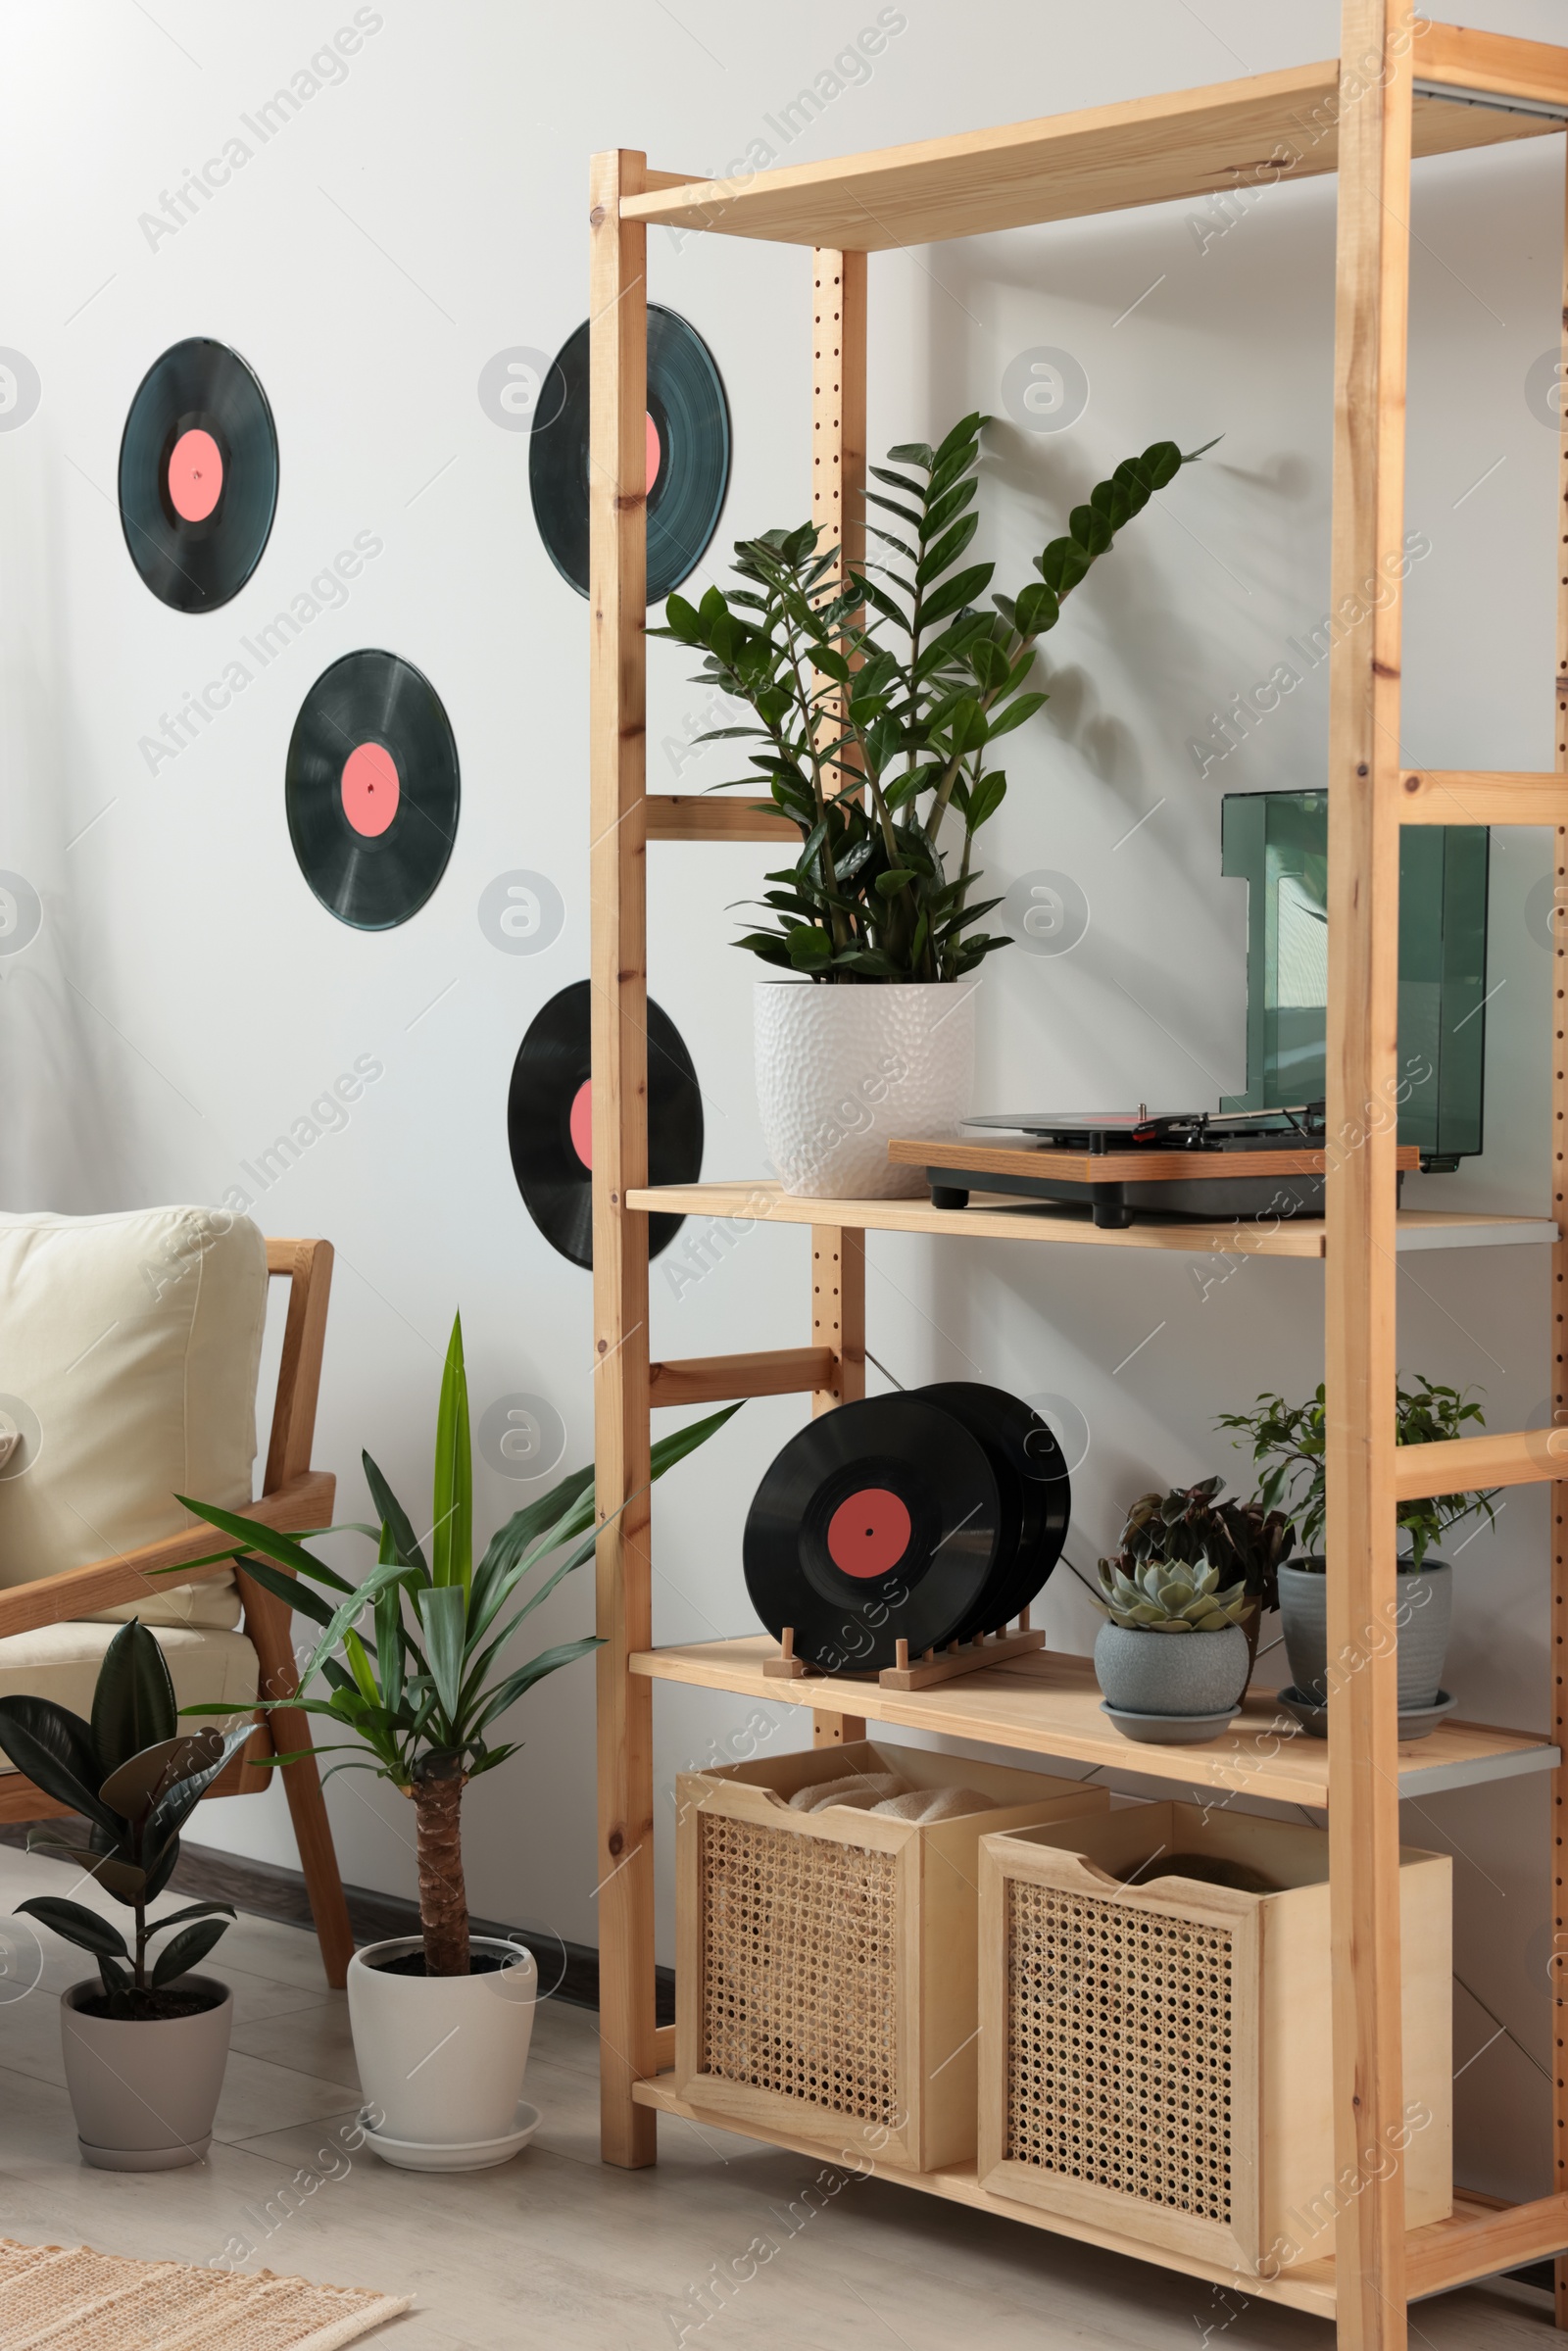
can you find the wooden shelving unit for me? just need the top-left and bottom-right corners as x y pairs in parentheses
(589, 12), (1568, 2342)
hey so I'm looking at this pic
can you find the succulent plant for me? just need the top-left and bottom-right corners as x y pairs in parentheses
(1110, 1476), (1291, 1617)
(1094, 1553), (1253, 1634)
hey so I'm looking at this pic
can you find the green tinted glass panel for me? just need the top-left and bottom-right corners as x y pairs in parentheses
(1220, 790), (1489, 1165)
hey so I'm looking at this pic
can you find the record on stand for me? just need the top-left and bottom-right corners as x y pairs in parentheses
(743, 1394), (1001, 1676)
(119, 338), (278, 612)
(918, 1383), (1069, 1641)
(529, 304), (730, 603)
(508, 979), (703, 1270)
(285, 651), (460, 930)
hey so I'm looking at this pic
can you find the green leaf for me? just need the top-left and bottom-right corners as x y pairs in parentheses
(967, 638), (1010, 693)
(175, 1497), (360, 1598)
(341, 1628), (382, 1708)
(91, 1622), (176, 1779)
(886, 442), (935, 469)
(938, 697), (989, 756)
(360, 1455), (430, 1581)
(663, 591), (703, 644)
(419, 1586), (466, 1730)
(1035, 537), (1092, 598)
(145, 1901), (238, 1939)
(0, 1698), (111, 1829)
(230, 1553), (336, 1629)
(468, 1636), (603, 1742)
(917, 563), (994, 629)
(431, 1312), (473, 1594)
(99, 1730), (225, 1819)
(25, 1843), (146, 1903)
(151, 1918), (230, 1987)
(875, 868), (918, 898)
(965, 772), (1006, 829)
(16, 1896), (129, 1962)
(1142, 438), (1184, 488)
(1012, 581), (1059, 639)
(916, 511), (980, 586)
(786, 926), (832, 971)
(983, 692), (1048, 742)
(1069, 503), (1113, 557)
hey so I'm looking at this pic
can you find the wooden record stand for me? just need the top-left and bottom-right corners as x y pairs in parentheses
(761, 1613), (1046, 1692)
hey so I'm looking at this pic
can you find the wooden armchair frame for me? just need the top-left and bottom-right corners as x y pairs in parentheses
(0, 1237), (355, 1986)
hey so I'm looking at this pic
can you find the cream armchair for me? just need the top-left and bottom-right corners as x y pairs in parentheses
(0, 1210), (353, 1986)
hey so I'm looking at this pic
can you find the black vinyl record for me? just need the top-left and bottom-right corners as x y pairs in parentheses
(285, 651), (460, 931)
(508, 980), (703, 1269)
(743, 1395), (1001, 1676)
(529, 304), (730, 603)
(918, 1384), (1069, 1641)
(119, 338), (278, 612)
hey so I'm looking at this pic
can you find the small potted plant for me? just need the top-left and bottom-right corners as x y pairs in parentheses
(655, 415), (1213, 1198)
(1110, 1476), (1293, 1672)
(181, 1314), (735, 2172)
(0, 1621), (252, 2169)
(1217, 1377), (1498, 1715)
(1092, 1491), (1254, 1745)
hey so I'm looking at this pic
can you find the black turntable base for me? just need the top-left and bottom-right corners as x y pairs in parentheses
(889, 1105), (1419, 1229)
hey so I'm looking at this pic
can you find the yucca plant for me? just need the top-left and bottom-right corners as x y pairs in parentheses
(654, 413), (1215, 982)
(1093, 1554), (1253, 1634)
(0, 1621), (252, 2017)
(178, 1315), (737, 1977)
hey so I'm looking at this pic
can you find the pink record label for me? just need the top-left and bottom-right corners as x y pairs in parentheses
(826, 1488), (911, 1580)
(569, 1080), (593, 1170)
(646, 412), (661, 495)
(167, 427), (222, 522)
(340, 741), (400, 838)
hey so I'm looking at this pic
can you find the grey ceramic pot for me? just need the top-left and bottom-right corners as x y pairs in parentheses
(1278, 1557), (1452, 1711)
(61, 1976), (232, 2170)
(1093, 1621), (1250, 1717)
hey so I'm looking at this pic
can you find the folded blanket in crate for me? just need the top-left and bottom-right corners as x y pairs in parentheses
(787, 1773), (997, 1823)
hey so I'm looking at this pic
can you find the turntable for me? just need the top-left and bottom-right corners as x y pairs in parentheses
(888, 1102), (1419, 1229)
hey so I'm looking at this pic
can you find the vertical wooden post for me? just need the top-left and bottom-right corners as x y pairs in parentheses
(811, 1228), (865, 1415)
(812, 247), (866, 587)
(1324, 8), (1413, 2345)
(589, 147), (658, 2170)
(1553, 134), (1568, 2339)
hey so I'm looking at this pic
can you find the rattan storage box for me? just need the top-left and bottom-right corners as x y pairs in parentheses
(675, 1739), (1107, 2172)
(978, 1803), (1451, 2278)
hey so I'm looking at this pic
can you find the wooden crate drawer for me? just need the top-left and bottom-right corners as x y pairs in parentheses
(676, 1739), (1107, 2172)
(979, 1802), (1452, 2278)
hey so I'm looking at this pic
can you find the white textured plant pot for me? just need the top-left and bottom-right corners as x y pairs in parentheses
(348, 1935), (537, 2162)
(61, 1976), (232, 2171)
(755, 979), (977, 1200)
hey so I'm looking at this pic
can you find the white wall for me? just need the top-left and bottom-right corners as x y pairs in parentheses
(2, 0), (1562, 2202)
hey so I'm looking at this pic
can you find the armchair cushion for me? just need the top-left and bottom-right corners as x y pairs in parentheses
(0, 1621), (260, 1754)
(0, 1207), (267, 1628)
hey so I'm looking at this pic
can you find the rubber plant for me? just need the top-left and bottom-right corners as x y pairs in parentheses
(0, 1622), (251, 2018)
(179, 1315), (738, 1977)
(1217, 1376), (1499, 1569)
(652, 412), (1215, 982)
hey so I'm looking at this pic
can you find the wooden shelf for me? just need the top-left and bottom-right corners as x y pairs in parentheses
(620, 32), (1563, 251)
(630, 1180), (1558, 1258)
(631, 1639), (1558, 1809)
(630, 2077), (1568, 2319)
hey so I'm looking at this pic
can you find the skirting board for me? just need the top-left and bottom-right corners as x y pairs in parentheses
(0, 1822), (676, 2025)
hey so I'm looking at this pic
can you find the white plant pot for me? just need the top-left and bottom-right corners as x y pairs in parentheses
(755, 979), (977, 1200)
(348, 1936), (537, 2168)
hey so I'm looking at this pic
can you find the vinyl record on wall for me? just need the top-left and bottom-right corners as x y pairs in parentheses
(528, 305), (730, 603)
(118, 338), (278, 612)
(743, 1395), (1003, 1676)
(508, 979), (703, 1269)
(285, 651), (460, 930)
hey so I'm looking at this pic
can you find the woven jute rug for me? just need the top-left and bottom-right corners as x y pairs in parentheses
(0, 2236), (410, 2349)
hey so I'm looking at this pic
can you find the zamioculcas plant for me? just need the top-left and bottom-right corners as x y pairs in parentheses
(0, 1621), (251, 2017)
(178, 1315), (738, 1976)
(653, 413), (1216, 982)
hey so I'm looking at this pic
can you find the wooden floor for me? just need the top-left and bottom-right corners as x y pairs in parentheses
(0, 1846), (1550, 2348)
